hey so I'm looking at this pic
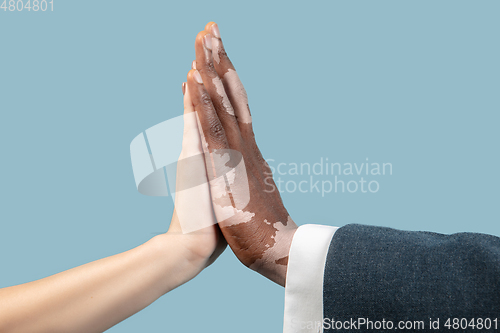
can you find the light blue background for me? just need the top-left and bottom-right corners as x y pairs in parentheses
(1, 1), (499, 332)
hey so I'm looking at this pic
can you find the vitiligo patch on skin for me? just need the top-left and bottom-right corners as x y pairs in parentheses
(223, 69), (252, 124)
(212, 76), (235, 116)
(214, 205), (255, 225)
(249, 216), (295, 271)
(175, 101), (252, 232)
(171, 87), (250, 233)
(212, 37), (221, 64)
(204, 149), (252, 225)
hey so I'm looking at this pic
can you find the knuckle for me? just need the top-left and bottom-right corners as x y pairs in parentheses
(200, 62), (217, 77)
(199, 91), (213, 108)
(218, 46), (229, 61)
(209, 120), (225, 140)
(217, 42), (229, 60)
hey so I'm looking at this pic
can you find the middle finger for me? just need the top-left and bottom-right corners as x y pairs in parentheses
(194, 31), (243, 149)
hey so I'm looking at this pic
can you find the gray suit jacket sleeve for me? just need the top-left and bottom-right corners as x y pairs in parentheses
(323, 224), (500, 332)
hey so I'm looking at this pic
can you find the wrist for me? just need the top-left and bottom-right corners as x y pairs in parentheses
(166, 211), (225, 268)
(223, 219), (298, 287)
(148, 233), (205, 293)
(250, 225), (298, 286)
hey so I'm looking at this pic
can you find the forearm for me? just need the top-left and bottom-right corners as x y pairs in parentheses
(0, 233), (201, 333)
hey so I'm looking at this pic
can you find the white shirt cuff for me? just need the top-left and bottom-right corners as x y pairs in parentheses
(283, 224), (339, 333)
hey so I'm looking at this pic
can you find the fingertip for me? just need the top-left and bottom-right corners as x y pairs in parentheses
(205, 21), (216, 32)
(195, 30), (213, 51)
(183, 82), (194, 113)
(187, 69), (196, 81)
(205, 22), (220, 39)
(186, 69), (196, 88)
(187, 69), (203, 85)
(194, 70), (203, 84)
(210, 22), (220, 39)
(195, 30), (209, 45)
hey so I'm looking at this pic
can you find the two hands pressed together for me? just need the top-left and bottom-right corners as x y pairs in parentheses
(0, 22), (296, 333)
(182, 22), (298, 286)
(170, 21), (298, 286)
(2, 21), (500, 333)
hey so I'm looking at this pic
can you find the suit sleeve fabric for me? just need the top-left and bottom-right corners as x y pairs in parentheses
(323, 224), (500, 332)
(283, 223), (500, 333)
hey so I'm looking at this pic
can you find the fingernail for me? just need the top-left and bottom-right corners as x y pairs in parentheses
(182, 82), (186, 95)
(191, 60), (197, 70)
(203, 34), (213, 50)
(211, 23), (220, 39)
(193, 70), (203, 84)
